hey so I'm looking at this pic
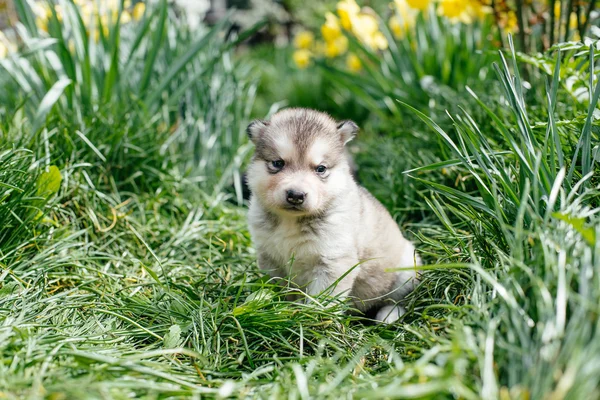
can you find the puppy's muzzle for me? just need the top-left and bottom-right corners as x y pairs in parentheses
(286, 190), (306, 205)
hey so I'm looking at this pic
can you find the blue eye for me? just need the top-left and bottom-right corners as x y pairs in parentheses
(271, 160), (285, 169)
(316, 165), (327, 174)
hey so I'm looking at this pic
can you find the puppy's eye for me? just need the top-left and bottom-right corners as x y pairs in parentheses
(315, 165), (327, 174)
(271, 160), (285, 170)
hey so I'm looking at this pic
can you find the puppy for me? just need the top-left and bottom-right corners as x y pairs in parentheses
(246, 108), (419, 323)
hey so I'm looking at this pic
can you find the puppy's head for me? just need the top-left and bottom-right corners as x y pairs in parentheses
(246, 108), (358, 217)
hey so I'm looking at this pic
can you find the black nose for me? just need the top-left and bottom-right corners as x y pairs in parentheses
(286, 190), (306, 205)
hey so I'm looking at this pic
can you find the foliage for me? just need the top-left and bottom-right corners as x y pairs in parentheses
(0, 0), (599, 399)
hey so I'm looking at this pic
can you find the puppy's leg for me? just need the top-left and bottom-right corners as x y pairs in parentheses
(258, 253), (302, 301)
(375, 304), (406, 324)
(306, 257), (360, 304)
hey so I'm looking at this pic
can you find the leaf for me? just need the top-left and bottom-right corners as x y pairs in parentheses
(232, 289), (275, 316)
(244, 289), (275, 303)
(36, 166), (62, 197)
(163, 325), (182, 348)
(32, 78), (72, 134)
(552, 212), (596, 246)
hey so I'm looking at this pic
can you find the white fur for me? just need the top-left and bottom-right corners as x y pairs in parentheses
(246, 109), (420, 323)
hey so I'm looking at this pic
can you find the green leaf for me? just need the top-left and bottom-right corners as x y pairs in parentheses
(552, 212), (596, 246)
(32, 78), (72, 134)
(36, 166), (62, 197)
(163, 325), (182, 348)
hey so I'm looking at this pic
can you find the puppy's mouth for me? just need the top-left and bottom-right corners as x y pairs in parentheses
(283, 205), (305, 212)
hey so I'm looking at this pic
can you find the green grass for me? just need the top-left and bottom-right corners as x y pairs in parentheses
(1, 1), (600, 399)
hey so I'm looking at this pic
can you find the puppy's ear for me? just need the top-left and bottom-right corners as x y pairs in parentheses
(246, 120), (269, 144)
(337, 120), (359, 145)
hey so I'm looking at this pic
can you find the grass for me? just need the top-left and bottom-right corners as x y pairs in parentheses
(1, 1), (600, 399)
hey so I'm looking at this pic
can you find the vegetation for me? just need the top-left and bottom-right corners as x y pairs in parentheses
(0, 0), (598, 398)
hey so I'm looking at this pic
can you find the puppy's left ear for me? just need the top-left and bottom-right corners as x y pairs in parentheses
(337, 120), (359, 145)
(246, 120), (269, 144)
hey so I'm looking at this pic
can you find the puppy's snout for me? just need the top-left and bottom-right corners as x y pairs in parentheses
(286, 189), (306, 205)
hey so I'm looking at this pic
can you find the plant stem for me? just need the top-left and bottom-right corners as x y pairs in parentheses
(563, 0), (574, 42)
(516, 0), (527, 51)
(579, 0), (598, 38)
(549, 0), (556, 47)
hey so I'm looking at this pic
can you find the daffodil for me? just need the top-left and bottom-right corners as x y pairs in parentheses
(390, 0), (417, 39)
(503, 10), (518, 33)
(467, 0), (492, 20)
(371, 31), (388, 50)
(132, 2), (146, 21)
(346, 53), (362, 72)
(569, 12), (578, 30)
(118, 10), (131, 24)
(337, 0), (360, 30)
(33, 2), (52, 32)
(325, 35), (348, 57)
(322, 12), (342, 42)
(406, 0), (430, 11)
(389, 15), (409, 39)
(437, 0), (473, 24)
(294, 31), (314, 49)
(293, 49), (312, 69)
(554, 1), (561, 18)
(351, 12), (387, 50)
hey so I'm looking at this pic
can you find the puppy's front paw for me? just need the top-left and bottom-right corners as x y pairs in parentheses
(375, 305), (406, 324)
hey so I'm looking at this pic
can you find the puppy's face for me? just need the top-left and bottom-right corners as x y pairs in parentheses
(246, 108), (358, 217)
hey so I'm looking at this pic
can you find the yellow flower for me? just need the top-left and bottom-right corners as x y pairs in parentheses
(121, 10), (131, 24)
(322, 12), (342, 42)
(293, 49), (312, 69)
(337, 0), (360, 30)
(371, 31), (388, 50)
(389, 15), (403, 38)
(346, 53), (362, 72)
(406, 0), (430, 11)
(569, 12), (578, 30)
(391, 0), (418, 38)
(438, 0), (473, 24)
(351, 13), (387, 50)
(503, 10), (518, 33)
(353, 13), (379, 37)
(34, 2), (52, 32)
(471, 0), (492, 19)
(132, 2), (146, 21)
(392, 0), (417, 32)
(294, 31), (314, 49)
(325, 35), (348, 57)
(554, 1), (561, 18)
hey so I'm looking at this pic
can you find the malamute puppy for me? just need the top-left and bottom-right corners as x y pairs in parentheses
(246, 108), (419, 323)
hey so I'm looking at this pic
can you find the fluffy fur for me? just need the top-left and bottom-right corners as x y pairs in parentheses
(246, 108), (419, 323)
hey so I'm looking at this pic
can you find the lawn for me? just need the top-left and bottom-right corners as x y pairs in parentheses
(0, 0), (599, 398)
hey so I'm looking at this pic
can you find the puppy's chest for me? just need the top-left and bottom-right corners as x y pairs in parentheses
(258, 218), (345, 268)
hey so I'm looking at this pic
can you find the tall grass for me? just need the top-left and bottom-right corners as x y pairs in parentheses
(2, 0), (260, 196)
(399, 37), (600, 397)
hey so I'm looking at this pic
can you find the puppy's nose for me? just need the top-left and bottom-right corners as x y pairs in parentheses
(286, 190), (306, 205)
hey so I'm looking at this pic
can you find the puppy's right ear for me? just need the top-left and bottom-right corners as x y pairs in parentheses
(246, 120), (269, 144)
